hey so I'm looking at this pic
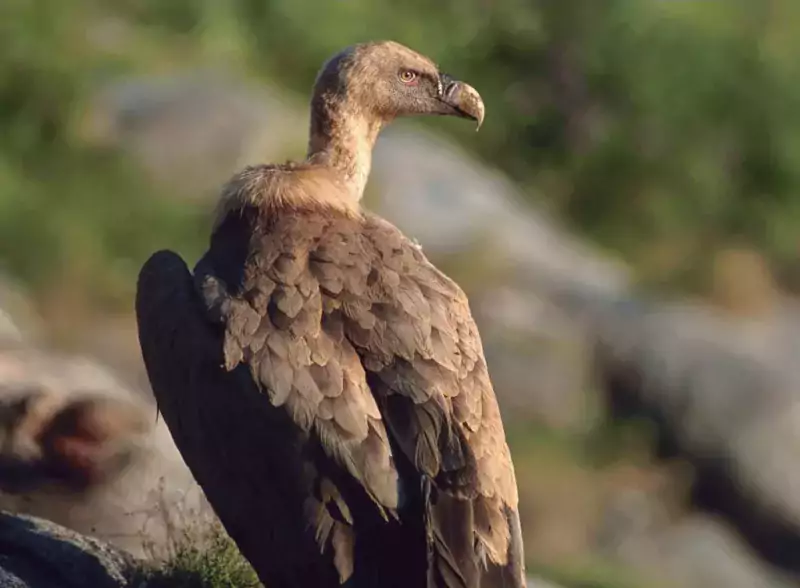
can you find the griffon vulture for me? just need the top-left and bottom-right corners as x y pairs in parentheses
(136, 41), (525, 588)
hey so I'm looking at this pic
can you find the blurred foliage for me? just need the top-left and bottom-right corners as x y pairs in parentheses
(0, 0), (207, 312)
(120, 0), (800, 294)
(1, 0), (799, 310)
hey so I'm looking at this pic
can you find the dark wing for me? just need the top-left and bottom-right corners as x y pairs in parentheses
(202, 206), (524, 588)
(135, 249), (347, 588)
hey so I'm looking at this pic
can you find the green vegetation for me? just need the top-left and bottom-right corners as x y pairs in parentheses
(0, 0), (208, 314)
(133, 522), (260, 588)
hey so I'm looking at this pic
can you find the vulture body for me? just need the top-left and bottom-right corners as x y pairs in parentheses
(136, 41), (525, 588)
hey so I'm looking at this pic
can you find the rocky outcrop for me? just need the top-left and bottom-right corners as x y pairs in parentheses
(0, 339), (209, 559)
(591, 295), (800, 575)
(0, 511), (134, 588)
(596, 489), (797, 588)
(80, 70), (305, 202)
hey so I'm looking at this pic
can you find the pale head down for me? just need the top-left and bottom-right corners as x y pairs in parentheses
(304, 41), (486, 203)
(311, 40), (485, 128)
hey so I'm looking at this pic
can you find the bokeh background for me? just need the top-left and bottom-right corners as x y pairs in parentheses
(2, 1), (800, 587)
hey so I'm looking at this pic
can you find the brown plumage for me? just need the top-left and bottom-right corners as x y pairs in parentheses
(135, 41), (524, 588)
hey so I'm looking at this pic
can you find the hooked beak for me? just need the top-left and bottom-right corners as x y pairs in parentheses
(438, 73), (485, 131)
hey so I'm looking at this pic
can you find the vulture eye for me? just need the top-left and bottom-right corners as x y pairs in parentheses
(398, 70), (418, 85)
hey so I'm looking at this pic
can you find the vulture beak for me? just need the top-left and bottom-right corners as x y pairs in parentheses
(438, 73), (485, 130)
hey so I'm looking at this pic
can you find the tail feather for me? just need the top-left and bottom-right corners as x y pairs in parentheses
(425, 481), (478, 588)
(424, 483), (526, 588)
(479, 506), (526, 588)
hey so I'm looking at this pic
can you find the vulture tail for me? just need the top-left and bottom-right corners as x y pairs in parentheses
(425, 485), (527, 588)
(477, 505), (527, 588)
(425, 480), (476, 588)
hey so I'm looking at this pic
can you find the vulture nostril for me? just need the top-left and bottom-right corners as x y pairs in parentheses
(438, 73), (455, 99)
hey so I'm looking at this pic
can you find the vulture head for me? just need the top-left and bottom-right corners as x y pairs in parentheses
(217, 41), (485, 217)
(312, 40), (485, 129)
(301, 41), (485, 203)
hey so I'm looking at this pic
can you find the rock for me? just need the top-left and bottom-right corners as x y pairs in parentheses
(0, 277), (43, 345)
(79, 70), (305, 201)
(526, 578), (565, 588)
(0, 343), (209, 559)
(592, 295), (800, 574)
(651, 518), (795, 588)
(0, 308), (21, 345)
(0, 511), (134, 588)
(597, 494), (796, 588)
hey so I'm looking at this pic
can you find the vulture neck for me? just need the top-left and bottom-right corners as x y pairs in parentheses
(306, 91), (384, 203)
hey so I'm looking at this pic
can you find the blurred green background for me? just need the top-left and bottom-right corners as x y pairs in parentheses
(3, 0), (798, 313)
(1, 1), (799, 587)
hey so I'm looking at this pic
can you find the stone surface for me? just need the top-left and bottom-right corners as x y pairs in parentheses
(597, 492), (796, 588)
(0, 342), (209, 559)
(591, 295), (800, 574)
(0, 511), (134, 588)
